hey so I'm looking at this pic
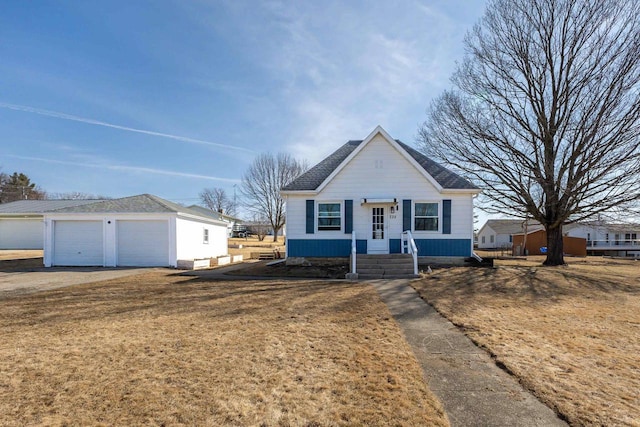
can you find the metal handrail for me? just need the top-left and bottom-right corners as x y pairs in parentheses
(401, 230), (418, 275)
(351, 231), (357, 274)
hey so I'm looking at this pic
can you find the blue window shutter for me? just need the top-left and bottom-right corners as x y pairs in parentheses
(306, 200), (314, 234)
(344, 200), (353, 234)
(443, 199), (452, 234)
(403, 199), (411, 231)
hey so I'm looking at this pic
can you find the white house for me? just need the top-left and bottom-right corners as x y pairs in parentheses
(564, 221), (640, 257)
(476, 219), (542, 249)
(43, 194), (228, 267)
(280, 126), (480, 260)
(0, 199), (105, 249)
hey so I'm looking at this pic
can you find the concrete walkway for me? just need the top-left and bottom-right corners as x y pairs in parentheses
(372, 279), (566, 427)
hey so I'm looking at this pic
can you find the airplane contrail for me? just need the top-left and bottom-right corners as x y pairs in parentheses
(8, 155), (241, 183)
(0, 102), (253, 153)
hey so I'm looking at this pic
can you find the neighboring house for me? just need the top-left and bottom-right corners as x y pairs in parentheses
(0, 199), (105, 249)
(187, 205), (242, 237)
(476, 219), (542, 249)
(43, 194), (228, 267)
(512, 229), (586, 257)
(564, 221), (640, 257)
(280, 126), (480, 260)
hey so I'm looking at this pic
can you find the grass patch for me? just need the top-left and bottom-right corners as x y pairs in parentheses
(412, 257), (640, 426)
(0, 271), (448, 426)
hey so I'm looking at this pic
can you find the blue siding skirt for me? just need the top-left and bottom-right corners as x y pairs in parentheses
(389, 239), (401, 254)
(287, 238), (472, 257)
(288, 239), (352, 257)
(414, 239), (471, 257)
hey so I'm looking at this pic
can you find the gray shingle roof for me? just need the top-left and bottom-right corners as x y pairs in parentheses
(483, 219), (543, 235)
(281, 139), (478, 191)
(47, 194), (225, 224)
(187, 205), (242, 223)
(0, 199), (106, 214)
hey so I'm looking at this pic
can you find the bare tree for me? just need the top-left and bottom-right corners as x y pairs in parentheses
(199, 187), (236, 215)
(47, 192), (108, 200)
(242, 153), (307, 242)
(418, 0), (640, 266)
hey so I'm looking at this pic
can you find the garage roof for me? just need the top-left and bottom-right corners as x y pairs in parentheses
(0, 199), (105, 214)
(47, 194), (227, 225)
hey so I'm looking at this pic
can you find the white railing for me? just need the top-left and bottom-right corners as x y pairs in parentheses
(401, 230), (419, 275)
(351, 231), (357, 274)
(587, 239), (640, 248)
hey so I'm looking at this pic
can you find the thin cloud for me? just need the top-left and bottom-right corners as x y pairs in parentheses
(8, 154), (241, 183)
(0, 102), (253, 153)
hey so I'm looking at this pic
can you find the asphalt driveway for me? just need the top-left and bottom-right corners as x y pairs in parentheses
(0, 267), (161, 297)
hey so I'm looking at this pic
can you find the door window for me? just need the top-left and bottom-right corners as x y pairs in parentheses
(372, 207), (384, 239)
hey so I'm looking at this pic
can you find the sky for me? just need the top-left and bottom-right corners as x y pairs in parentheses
(0, 0), (488, 217)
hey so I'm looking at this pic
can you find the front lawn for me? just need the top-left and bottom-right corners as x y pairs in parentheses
(412, 257), (640, 426)
(0, 271), (448, 426)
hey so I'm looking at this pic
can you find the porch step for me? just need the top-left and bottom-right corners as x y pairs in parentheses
(355, 254), (417, 279)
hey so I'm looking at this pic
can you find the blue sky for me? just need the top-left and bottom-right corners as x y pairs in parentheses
(0, 0), (487, 212)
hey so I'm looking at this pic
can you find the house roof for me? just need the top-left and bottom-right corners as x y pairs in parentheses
(0, 199), (106, 214)
(46, 194), (227, 225)
(187, 205), (242, 223)
(281, 138), (478, 192)
(480, 219), (543, 235)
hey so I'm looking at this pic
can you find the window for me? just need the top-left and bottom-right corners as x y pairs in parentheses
(318, 203), (341, 230)
(481, 236), (486, 243)
(414, 202), (438, 231)
(490, 235), (494, 243)
(509, 235), (513, 243)
(203, 228), (209, 244)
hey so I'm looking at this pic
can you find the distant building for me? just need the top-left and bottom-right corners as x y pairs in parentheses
(476, 219), (542, 249)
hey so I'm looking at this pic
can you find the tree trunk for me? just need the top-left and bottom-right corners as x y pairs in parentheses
(272, 226), (280, 242)
(543, 224), (565, 266)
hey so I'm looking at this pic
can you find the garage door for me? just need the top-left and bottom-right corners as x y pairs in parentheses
(0, 219), (43, 249)
(53, 221), (104, 266)
(117, 220), (169, 266)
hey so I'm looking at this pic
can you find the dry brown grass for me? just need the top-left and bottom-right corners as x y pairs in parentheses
(412, 257), (640, 426)
(0, 271), (448, 426)
(0, 250), (43, 261)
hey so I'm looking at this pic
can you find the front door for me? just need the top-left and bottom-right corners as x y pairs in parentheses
(368, 207), (388, 254)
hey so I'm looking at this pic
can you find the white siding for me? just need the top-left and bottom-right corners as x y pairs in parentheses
(477, 225), (513, 249)
(117, 220), (170, 266)
(286, 134), (475, 244)
(53, 220), (104, 266)
(0, 218), (43, 249)
(175, 217), (227, 261)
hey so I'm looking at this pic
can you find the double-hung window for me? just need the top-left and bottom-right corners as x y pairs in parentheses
(414, 202), (438, 231)
(318, 203), (341, 231)
(203, 228), (209, 244)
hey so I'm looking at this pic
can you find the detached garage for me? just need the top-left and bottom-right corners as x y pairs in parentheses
(43, 194), (228, 267)
(0, 199), (105, 249)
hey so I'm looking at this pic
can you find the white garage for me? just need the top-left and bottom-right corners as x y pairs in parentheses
(53, 220), (104, 266)
(43, 194), (229, 268)
(116, 220), (169, 267)
(0, 199), (105, 250)
(0, 218), (43, 249)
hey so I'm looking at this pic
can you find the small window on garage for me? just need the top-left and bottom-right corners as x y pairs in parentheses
(482, 236), (486, 243)
(203, 228), (209, 244)
(490, 235), (494, 243)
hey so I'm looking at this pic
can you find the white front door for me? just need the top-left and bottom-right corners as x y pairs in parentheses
(368, 207), (388, 254)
